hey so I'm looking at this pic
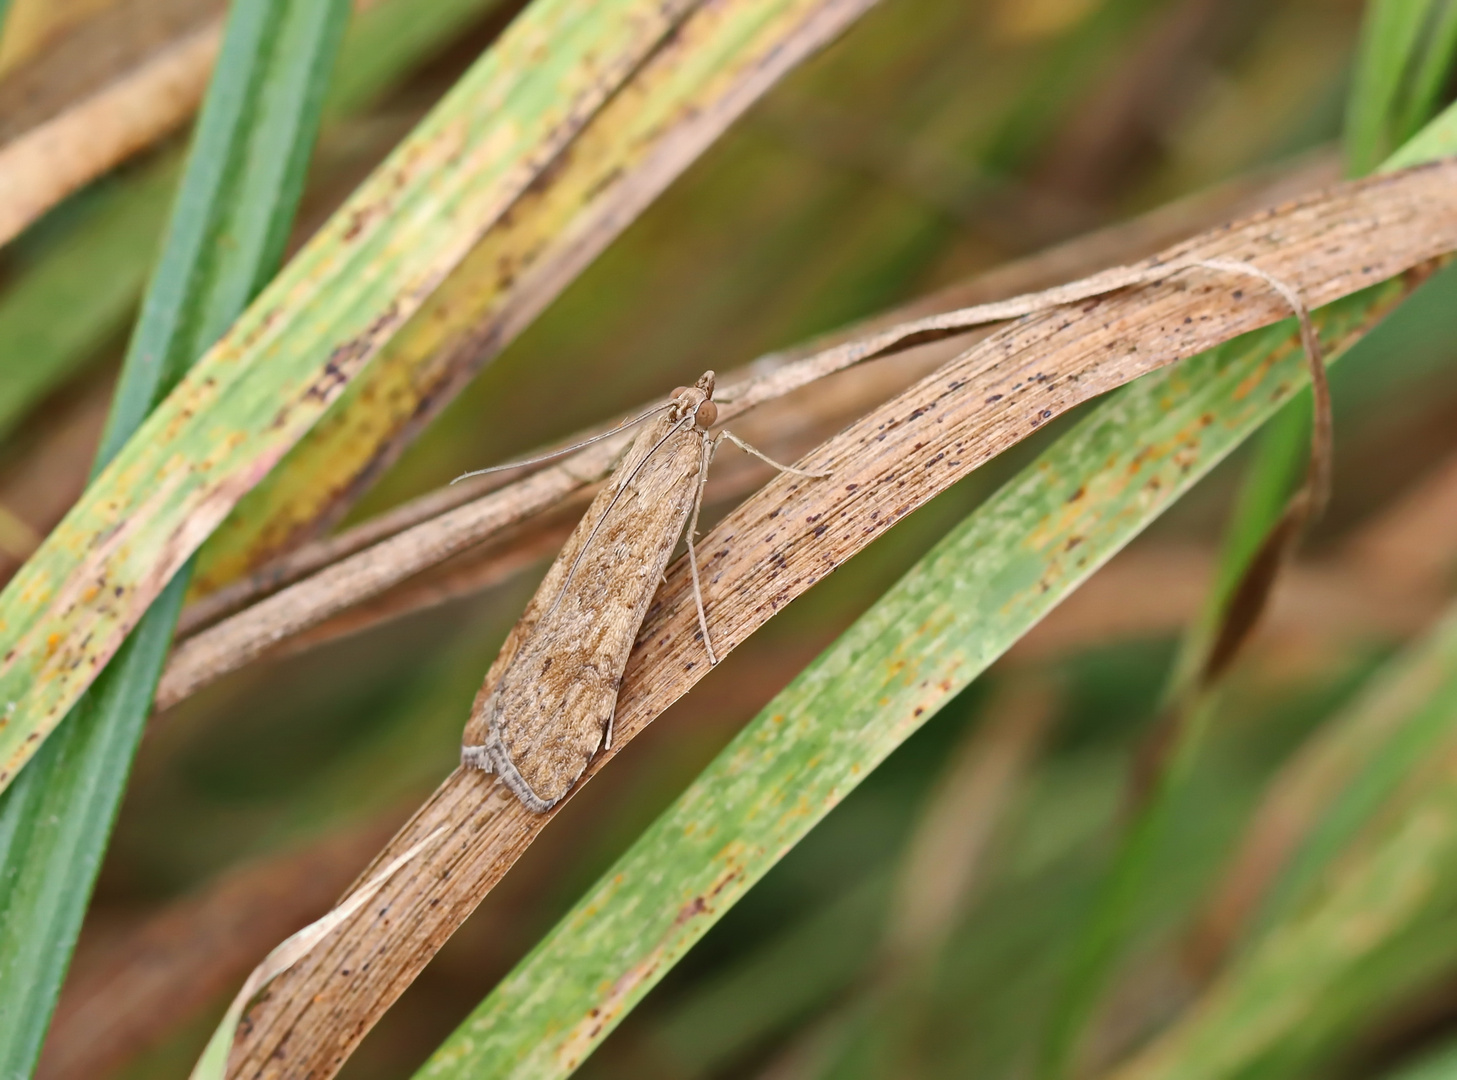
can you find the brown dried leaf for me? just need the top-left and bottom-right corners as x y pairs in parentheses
(226, 161), (1457, 1080)
(0, 9), (222, 245)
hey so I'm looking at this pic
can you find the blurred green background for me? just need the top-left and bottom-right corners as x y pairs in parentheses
(5, 0), (1457, 1077)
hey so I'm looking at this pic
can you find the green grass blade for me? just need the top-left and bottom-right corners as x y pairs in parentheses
(409, 104), (1457, 1080)
(1181, 400), (1311, 682)
(1037, 394), (1310, 1080)
(0, 0), (349, 1073)
(1397, 1), (1457, 145)
(192, 0), (883, 589)
(1254, 602), (1457, 938)
(1109, 607), (1457, 1080)
(96, 0), (352, 470)
(0, 575), (188, 1078)
(1345, 0), (1447, 175)
(0, 0), (700, 792)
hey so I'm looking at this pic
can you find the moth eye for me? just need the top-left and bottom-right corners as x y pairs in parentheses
(670, 386), (689, 399)
(695, 399), (718, 427)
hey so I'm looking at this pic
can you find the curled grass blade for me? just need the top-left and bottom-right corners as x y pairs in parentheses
(1038, 22), (1457, 1068)
(0, 0), (350, 1073)
(163, 155), (1345, 670)
(412, 290), (1397, 1080)
(230, 156), (1457, 1076)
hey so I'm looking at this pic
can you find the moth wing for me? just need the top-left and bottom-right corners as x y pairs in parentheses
(464, 418), (703, 807)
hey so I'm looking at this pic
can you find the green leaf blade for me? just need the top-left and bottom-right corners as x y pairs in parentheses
(0, 0), (350, 1071)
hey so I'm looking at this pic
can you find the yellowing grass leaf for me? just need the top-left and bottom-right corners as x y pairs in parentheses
(0, 0), (704, 790)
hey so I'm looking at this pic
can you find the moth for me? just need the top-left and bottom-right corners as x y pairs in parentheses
(460, 371), (824, 812)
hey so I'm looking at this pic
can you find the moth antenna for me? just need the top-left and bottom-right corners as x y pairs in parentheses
(544, 414), (698, 619)
(451, 401), (675, 484)
(686, 428), (719, 665)
(719, 429), (830, 478)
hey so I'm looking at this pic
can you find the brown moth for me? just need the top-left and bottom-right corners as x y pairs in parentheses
(460, 371), (822, 812)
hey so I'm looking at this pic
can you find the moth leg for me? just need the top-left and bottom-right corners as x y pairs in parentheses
(719, 429), (830, 478)
(686, 430), (719, 666)
(603, 699), (618, 751)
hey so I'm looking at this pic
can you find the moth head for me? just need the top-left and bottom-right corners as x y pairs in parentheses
(669, 371), (718, 428)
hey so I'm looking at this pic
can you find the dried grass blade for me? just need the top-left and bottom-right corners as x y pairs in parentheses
(0, 22), (222, 246)
(157, 162), (1457, 712)
(192, 0), (884, 587)
(189, 828), (442, 1080)
(0, 0), (512, 446)
(228, 151), (1457, 1077)
(404, 274), (1430, 1080)
(172, 155), (1346, 650)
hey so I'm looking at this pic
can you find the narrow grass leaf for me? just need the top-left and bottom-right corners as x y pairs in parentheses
(189, 828), (444, 1080)
(1256, 603), (1457, 941)
(1039, 21), (1457, 1067)
(410, 294), (1396, 1080)
(0, 0), (349, 1073)
(1109, 604), (1457, 1080)
(234, 152), (1457, 1075)
(1345, 0), (1435, 176)
(1396, 1), (1457, 146)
